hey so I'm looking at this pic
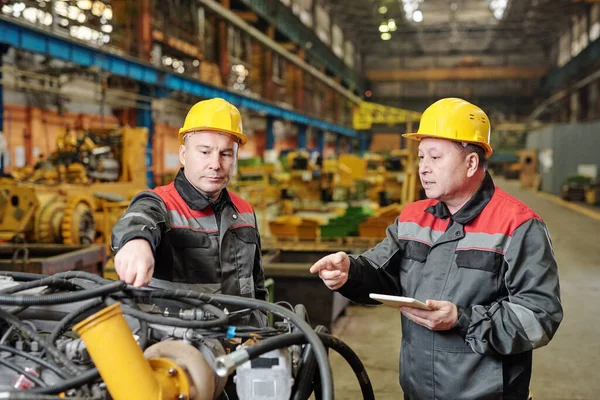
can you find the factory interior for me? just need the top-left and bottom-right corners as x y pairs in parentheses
(0, 0), (599, 399)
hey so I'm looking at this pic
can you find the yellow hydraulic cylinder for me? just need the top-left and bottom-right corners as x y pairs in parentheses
(74, 302), (189, 400)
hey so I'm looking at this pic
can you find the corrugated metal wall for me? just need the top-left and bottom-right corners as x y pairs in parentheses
(527, 121), (600, 195)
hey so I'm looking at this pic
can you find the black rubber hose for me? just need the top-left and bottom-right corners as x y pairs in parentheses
(30, 368), (101, 394)
(0, 357), (47, 387)
(0, 308), (80, 376)
(0, 277), (80, 295)
(292, 325), (330, 400)
(1, 393), (91, 399)
(243, 331), (374, 400)
(127, 288), (333, 400)
(0, 345), (70, 379)
(0, 271), (47, 281)
(120, 297), (149, 350)
(118, 302), (229, 329)
(0, 280), (126, 306)
(48, 298), (105, 345)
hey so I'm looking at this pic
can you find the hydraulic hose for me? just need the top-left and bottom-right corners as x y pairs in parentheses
(0, 280), (126, 306)
(30, 368), (101, 394)
(127, 288), (333, 400)
(0, 277), (80, 295)
(48, 298), (105, 345)
(217, 331), (374, 400)
(0, 357), (47, 387)
(292, 325), (329, 400)
(0, 345), (70, 379)
(120, 297), (149, 350)
(117, 301), (229, 329)
(0, 308), (80, 376)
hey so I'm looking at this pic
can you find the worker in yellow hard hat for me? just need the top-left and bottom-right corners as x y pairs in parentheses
(111, 98), (268, 328)
(310, 98), (562, 398)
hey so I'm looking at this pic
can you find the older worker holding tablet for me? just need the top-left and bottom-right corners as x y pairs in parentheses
(309, 98), (563, 400)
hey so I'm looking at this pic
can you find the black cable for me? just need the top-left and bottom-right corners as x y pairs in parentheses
(0, 345), (70, 379)
(48, 298), (105, 345)
(30, 368), (101, 394)
(127, 288), (333, 400)
(0, 277), (80, 295)
(118, 302), (229, 329)
(292, 325), (329, 400)
(0, 357), (47, 387)
(0, 280), (126, 306)
(0, 308), (80, 376)
(0, 393), (91, 399)
(120, 297), (148, 350)
(0, 271), (47, 281)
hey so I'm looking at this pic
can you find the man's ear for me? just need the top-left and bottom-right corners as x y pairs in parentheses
(179, 144), (186, 167)
(466, 152), (480, 178)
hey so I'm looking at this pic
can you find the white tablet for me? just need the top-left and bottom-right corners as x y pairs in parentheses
(369, 293), (431, 310)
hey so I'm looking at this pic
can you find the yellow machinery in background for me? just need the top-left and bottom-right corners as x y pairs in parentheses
(0, 127), (148, 257)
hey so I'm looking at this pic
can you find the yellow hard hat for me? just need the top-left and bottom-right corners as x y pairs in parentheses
(179, 98), (247, 146)
(403, 98), (493, 157)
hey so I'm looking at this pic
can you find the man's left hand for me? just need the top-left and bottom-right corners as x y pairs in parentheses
(399, 300), (458, 331)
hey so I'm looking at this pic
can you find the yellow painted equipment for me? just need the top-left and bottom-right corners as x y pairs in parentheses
(74, 302), (192, 400)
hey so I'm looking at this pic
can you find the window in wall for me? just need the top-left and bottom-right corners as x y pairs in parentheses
(315, 5), (331, 45)
(590, 4), (600, 42)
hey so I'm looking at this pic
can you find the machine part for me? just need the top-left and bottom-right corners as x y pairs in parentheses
(33, 194), (66, 244)
(144, 340), (217, 400)
(87, 156), (120, 182)
(61, 196), (95, 245)
(58, 338), (90, 364)
(195, 339), (227, 398)
(73, 302), (190, 400)
(234, 348), (293, 400)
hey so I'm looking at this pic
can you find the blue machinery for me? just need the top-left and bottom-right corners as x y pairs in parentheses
(0, 16), (365, 186)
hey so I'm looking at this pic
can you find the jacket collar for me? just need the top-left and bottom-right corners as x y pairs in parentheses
(174, 168), (237, 212)
(425, 171), (495, 225)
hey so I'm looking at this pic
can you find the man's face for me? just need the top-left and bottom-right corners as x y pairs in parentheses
(418, 137), (471, 202)
(179, 131), (238, 200)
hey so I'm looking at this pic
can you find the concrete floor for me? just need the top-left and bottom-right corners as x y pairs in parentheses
(328, 177), (600, 400)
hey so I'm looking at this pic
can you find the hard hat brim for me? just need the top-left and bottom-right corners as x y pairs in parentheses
(179, 127), (248, 146)
(402, 132), (493, 157)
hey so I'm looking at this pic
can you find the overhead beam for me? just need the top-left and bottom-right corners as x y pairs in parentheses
(366, 66), (550, 81)
(233, 11), (258, 23)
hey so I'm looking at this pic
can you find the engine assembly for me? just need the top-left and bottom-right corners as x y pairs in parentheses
(0, 270), (374, 400)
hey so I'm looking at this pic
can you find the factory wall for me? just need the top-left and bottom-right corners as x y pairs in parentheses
(527, 121), (600, 195)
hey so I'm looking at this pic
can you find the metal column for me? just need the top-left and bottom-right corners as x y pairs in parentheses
(0, 46), (5, 174)
(316, 129), (325, 154)
(137, 85), (154, 188)
(336, 135), (343, 154)
(266, 116), (275, 150)
(359, 133), (370, 155)
(297, 124), (307, 149)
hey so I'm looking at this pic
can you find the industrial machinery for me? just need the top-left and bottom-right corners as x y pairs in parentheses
(0, 270), (374, 400)
(0, 127), (148, 248)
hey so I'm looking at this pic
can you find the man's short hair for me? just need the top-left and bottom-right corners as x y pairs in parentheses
(456, 142), (488, 170)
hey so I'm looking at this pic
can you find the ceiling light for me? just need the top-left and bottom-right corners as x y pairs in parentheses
(379, 23), (390, 33)
(378, 6), (387, 14)
(413, 10), (423, 23)
(100, 24), (112, 33)
(388, 19), (397, 31)
(381, 32), (392, 40)
(77, 0), (92, 10)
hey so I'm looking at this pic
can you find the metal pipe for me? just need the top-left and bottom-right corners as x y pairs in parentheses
(196, 0), (362, 105)
(73, 302), (189, 400)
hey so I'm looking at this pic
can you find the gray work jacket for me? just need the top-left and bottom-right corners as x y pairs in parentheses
(339, 173), (562, 399)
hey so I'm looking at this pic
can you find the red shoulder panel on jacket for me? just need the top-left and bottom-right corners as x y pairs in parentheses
(151, 183), (214, 219)
(400, 199), (449, 232)
(467, 187), (542, 236)
(228, 191), (254, 213)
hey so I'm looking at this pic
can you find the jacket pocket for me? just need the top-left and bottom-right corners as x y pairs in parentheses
(402, 240), (429, 262)
(456, 249), (503, 273)
(232, 227), (259, 295)
(169, 229), (211, 248)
